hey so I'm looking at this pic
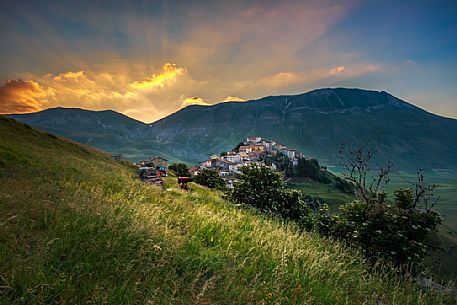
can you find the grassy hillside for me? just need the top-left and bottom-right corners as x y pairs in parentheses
(1, 116), (455, 304)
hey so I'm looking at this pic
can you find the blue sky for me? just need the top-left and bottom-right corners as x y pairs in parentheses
(0, 0), (456, 122)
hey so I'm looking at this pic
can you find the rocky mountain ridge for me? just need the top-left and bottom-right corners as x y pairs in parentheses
(9, 88), (457, 171)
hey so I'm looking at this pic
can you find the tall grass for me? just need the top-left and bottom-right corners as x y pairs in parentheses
(0, 116), (455, 304)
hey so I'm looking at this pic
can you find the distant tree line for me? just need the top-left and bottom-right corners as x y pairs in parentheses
(263, 154), (354, 194)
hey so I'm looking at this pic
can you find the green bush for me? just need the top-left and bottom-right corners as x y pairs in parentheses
(316, 189), (442, 272)
(230, 165), (312, 222)
(169, 163), (190, 177)
(193, 169), (225, 189)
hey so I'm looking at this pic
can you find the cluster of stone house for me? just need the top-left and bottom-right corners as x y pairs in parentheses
(136, 156), (168, 178)
(238, 136), (302, 161)
(197, 136), (303, 186)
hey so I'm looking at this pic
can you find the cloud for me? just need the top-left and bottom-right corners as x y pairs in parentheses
(0, 1), (365, 121)
(1, 59), (387, 121)
(366, 64), (383, 72)
(0, 79), (53, 113)
(53, 70), (89, 82)
(329, 66), (345, 75)
(130, 63), (185, 91)
(2, 1), (456, 120)
(1, 63), (190, 121)
(327, 64), (382, 78)
(181, 96), (210, 107)
(262, 72), (303, 88)
(222, 96), (245, 102)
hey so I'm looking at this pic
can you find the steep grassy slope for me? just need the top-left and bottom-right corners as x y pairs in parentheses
(0, 116), (455, 304)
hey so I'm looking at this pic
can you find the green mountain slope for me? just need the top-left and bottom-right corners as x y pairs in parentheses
(9, 88), (457, 171)
(144, 88), (457, 170)
(8, 107), (148, 152)
(1, 116), (455, 304)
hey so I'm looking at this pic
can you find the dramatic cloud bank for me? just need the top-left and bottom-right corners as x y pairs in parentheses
(0, 80), (52, 113)
(1, 0), (456, 121)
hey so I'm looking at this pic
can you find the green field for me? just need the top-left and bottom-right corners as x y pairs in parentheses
(1, 116), (456, 304)
(288, 178), (355, 209)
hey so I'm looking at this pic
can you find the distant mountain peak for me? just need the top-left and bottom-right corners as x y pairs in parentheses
(7, 88), (457, 170)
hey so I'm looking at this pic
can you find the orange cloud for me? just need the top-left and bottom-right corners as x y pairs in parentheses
(0, 79), (53, 113)
(0, 60), (385, 123)
(262, 72), (303, 88)
(130, 63), (185, 91)
(222, 96), (245, 102)
(181, 96), (210, 107)
(0, 63), (190, 121)
(52, 70), (89, 82)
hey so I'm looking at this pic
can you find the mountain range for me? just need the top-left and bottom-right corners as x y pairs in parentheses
(8, 88), (457, 171)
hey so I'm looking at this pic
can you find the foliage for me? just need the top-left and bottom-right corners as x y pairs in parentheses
(230, 165), (311, 221)
(332, 145), (443, 271)
(263, 153), (294, 177)
(317, 196), (442, 271)
(296, 157), (321, 180)
(169, 162), (190, 177)
(232, 141), (244, 152)
(193, 168), (225, 188)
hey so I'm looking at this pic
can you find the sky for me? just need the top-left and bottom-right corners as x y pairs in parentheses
(0, 0), (456, 123)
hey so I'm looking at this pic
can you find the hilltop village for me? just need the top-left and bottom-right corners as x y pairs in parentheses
(196, 136), (304, 187)
(132, 136), (309, 188)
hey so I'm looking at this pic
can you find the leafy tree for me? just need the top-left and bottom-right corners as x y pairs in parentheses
(169, 163), (190, 177)
(324, 144), (443, 272)
(230, 165), (312, 222)
(193, 169), (225, 189)
(263, 153), (294, 177)
(296, 157), (321, 180)
(295, 157), (336, 184)
(232, 142), (244, 152)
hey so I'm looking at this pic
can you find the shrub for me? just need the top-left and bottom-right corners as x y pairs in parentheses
(230, 165), (312, 222)
(169, 163), (190, 177)
(193, 169), (225, 189)
(318, 193), (442, 272)
(333, 145), (442, 272)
